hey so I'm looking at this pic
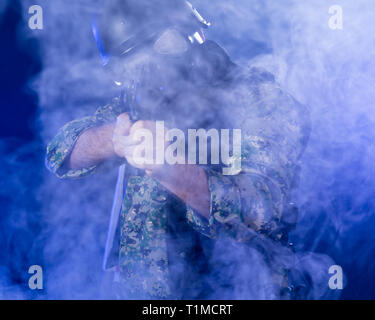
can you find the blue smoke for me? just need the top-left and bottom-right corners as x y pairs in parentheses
(1, 0), (375, 299)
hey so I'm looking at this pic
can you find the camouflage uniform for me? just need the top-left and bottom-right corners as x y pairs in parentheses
(46, 65), (310, 299)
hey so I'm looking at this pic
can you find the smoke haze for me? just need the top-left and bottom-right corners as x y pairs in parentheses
(1, 0), (375, 299)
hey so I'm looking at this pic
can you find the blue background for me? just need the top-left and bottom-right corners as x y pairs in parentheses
(1, 1), (375, 299)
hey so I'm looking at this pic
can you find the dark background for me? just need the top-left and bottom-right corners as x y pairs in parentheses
(0, 1), (45, 298)
(1, 1), (375, 299)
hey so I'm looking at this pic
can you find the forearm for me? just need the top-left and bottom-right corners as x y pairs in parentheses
(148, 165), (210, 219)
(67, 123), (116, 170)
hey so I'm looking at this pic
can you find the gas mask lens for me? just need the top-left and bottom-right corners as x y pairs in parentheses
(108, 28), (191, 86)
(153, 29), (189, 55)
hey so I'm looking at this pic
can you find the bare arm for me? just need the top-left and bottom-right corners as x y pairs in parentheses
(66, 123), (116, 170)
(148, 164), (211, 219)
(111, 115), (211, 218)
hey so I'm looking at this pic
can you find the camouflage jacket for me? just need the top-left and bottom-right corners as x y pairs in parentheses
(45, 67), (310, 299)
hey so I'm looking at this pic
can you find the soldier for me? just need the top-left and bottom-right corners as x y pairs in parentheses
(45, 0), (310, 299)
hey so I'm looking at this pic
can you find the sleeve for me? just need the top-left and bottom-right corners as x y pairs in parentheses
(45, 97), (124, 179)
(186, 79), (311, 244)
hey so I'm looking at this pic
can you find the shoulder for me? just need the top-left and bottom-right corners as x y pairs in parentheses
(234, 65), (310, 128)
(222, 65), (311, 157)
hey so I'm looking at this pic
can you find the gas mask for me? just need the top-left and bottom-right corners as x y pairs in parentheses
(91, 1), (210, 120)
